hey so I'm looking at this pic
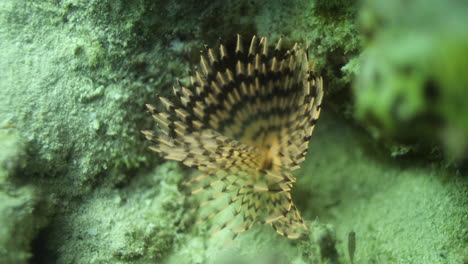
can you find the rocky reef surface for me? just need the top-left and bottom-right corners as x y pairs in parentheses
(0, 0), (466, 263)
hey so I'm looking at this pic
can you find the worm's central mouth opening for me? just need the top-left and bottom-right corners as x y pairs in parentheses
(261, 156), (273, 170)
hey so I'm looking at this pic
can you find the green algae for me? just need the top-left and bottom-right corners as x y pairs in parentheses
(296, 111), (467, 263)
(0, 186), (47, 264)
(37, 162), (186, 264)
(0, 132), (50, 264)
(0, 0), (466, 264)
(255, 0), (361, 96)
(0, 0), (193, 191)
(355, 0), (468, 160)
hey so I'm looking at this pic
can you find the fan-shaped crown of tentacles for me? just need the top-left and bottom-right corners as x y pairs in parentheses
(142, 35), (323, 241)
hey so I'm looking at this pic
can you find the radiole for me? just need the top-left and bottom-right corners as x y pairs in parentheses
(142, 34), (324, 241)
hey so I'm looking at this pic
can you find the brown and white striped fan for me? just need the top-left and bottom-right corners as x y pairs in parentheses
(142, 34), (323, 242)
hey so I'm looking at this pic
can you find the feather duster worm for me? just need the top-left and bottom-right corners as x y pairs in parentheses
(142, 35), (323, 241)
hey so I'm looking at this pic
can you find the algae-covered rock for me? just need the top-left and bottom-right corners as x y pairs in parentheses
(255, 0), (361, 96)
(0, 132), (26, 183)
(0, 0), (193, 194)
(0, 132), (50, 264)
(297, 111), (468, 264)
(39, 162), (186, 264)
(356, 0), (468, 159)
(0, 186), (49, 264)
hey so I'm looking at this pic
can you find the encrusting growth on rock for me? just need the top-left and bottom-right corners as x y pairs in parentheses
(142, 35), (323, 242)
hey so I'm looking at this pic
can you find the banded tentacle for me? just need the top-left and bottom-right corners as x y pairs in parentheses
(142, 35), (324, 242)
